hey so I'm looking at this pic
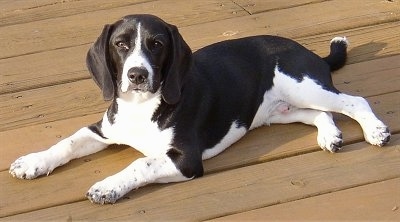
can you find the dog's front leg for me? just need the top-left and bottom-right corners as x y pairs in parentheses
(9, 126), (110, 179)
(86, 155), (191, 204)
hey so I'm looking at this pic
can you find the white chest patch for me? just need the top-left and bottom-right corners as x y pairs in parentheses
(101, 92), (174, 157)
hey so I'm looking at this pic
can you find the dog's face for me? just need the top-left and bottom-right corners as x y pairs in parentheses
(86, 14), (192, 104)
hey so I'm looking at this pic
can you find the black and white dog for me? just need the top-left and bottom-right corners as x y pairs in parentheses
(10, 14), (390, 204)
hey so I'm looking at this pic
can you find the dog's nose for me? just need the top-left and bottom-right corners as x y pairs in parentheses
(127, 67), (149, 85)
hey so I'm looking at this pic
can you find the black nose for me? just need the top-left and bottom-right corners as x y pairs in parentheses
(127, 67), (149, 85)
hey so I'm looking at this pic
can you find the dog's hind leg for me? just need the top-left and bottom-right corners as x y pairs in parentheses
(268, 104), (343, 152)
(272, 69), (390, 147)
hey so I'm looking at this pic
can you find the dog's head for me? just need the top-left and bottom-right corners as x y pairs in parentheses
(86, 14), (192, 104)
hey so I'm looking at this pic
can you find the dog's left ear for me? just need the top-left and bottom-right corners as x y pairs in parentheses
(86, 24), (115, 101)
(162, 24), (192, 105)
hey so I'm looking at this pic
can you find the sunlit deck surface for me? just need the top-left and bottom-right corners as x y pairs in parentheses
(1, 0), (399, 220)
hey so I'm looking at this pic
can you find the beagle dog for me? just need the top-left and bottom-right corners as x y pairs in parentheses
(10, 14), (390, 204)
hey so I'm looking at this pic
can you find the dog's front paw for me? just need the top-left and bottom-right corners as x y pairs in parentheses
(86, 176), (130, 204)
(364, 124), (391, 147)
(9, 153), (51, 179)
(317, 127), (343, 153)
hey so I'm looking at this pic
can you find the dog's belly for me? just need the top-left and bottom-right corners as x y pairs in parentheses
(202, 121), (247, 160)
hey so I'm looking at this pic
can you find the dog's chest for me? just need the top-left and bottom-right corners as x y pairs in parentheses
(103, 95), (174, 157)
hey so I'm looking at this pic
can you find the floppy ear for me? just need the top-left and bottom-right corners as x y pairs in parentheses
(162, 24), (192, 105)
(86, 24), (115, 101)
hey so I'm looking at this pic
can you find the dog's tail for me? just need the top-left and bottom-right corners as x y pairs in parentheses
(323, 37), (348, 71)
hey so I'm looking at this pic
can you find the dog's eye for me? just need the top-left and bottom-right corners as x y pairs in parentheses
(149, 40), (163, 52)
(116, 41), (129, 50)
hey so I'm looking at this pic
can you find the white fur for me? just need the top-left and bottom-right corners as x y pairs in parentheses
(121, 23), (154, 93)
(102, 92), (174, 157)
(331, 36), (349, 46)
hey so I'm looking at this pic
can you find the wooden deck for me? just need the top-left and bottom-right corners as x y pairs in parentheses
(1, 0), (399, 220)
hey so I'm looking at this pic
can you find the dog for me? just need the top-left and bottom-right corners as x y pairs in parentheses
(9, 14), (390, 204)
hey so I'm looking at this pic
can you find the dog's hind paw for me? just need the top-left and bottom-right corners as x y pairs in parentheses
(317, 126), (343, 153)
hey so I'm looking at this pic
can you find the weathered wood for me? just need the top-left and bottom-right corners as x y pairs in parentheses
(1, 22), (399, 95)
(0, 0), (247, 59)
(233, 0), (327, 14)
(1, 55), (398, 132)
(0, 44), (89, 94)
(0, 79), (108, 131)
(0, 0), (155, 27)
(296, 22), (400, 65)
(211, 178), (400, 221)
(1, 0), (399, 220)
(182, 0), (400, 51)
(1, 0), (399, 59)
(2, 134), (399, 220)
(1, 92), (398, 217)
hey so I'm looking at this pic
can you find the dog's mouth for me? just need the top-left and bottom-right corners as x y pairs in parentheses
(130, 84), (149, 92)
(118, 80), (148, 93)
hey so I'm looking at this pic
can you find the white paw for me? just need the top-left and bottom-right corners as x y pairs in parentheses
(317, 126), (343, 153)
(9, 153), (52, 179)
(363, 123), (391, 147)
(86, 176), (131, 204)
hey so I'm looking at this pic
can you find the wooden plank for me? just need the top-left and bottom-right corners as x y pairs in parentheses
(1, 0), (399, 59)
(0, 0), (247, 59)
(1, 22), (399, 94)
(1, 54), (398, 132)
(0, 44), (89, 94)
(0, 92), (398, 217)
(233, 0), (327, 14)
(0, 0), (154, 27)
(211, 178), (400, 221)
(182, 0), (400, 52)
(0, 79), (109, 131)
(2, 134), (399, 220)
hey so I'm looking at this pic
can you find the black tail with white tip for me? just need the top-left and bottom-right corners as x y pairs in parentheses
(323, 37), (348, 71)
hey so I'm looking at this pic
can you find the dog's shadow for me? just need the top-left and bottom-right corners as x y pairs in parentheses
(347, 41), (388, 63)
